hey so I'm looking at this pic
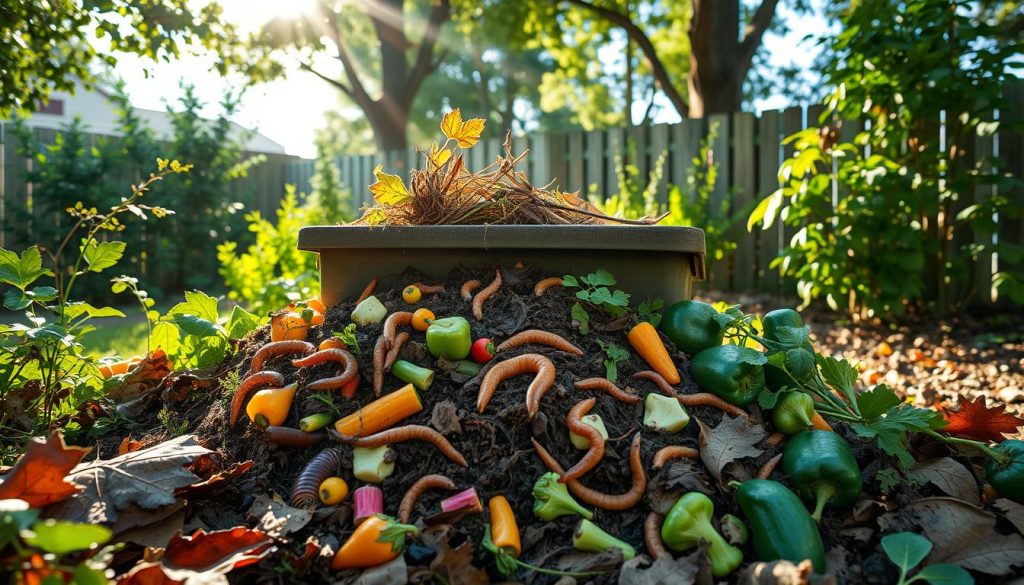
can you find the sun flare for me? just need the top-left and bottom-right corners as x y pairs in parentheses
(218, 0), (320, 33)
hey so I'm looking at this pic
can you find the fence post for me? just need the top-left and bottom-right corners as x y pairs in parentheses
(757, 110), (782, 293)
(732, 113), (756, 292)
(707, 113), (731, 290)
(998, 84), (1024, 305)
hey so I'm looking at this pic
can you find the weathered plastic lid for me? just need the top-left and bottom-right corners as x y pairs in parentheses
(298, 225), (706, 280)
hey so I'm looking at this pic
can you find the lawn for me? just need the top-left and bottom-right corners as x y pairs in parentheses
(80, 319), (151, 358)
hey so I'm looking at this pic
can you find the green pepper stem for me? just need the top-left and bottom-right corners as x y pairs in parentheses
(921, 429), (1005, 463)
(811, 483), (837, 523)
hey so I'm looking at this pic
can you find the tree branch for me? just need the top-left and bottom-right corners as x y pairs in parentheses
(300, 64), (354, 99)
(314, 1), (373, 110)
(563, 0), (688, 118)
(737, 0), (780, 77)
(404, 0), (451, 108)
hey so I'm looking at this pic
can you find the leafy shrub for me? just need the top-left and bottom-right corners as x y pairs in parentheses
(217, 189), (320, 315)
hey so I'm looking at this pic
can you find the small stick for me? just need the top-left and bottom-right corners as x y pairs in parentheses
(573, 378), (642, 404)
(266, 426), (326, 447)
(644, 512), (668, 559)
(398, 474), (457, 523)
(652, 445), (700, 469)
(472, 269), (502, 320)
(356, 277), (378, 304)
(534, 276), (563, 297)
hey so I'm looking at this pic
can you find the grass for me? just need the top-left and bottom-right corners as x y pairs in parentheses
(80, 319), (151, 358)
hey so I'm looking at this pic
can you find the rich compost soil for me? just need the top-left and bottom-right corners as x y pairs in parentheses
(93, 267), (1024, 584)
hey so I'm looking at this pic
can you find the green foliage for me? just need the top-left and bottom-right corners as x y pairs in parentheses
(1, 501), (117, 582)
(151, 290), (262, 370)
(217, 189), (320, 315)
(636, 298), (664, 327)
(0, 165), (186, 444)
(749, 0), (1024, 316)
(333, 324), (361, 357)
(881, 532), (973, 585)
(596, 340), (630, 383)
(563, 270), (631, 332)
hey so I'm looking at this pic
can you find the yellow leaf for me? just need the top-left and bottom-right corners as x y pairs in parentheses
(368, 164), (411, 206)
(428, 142), (452, 168)
(440, 109), (486, 149)
(440, 109), (463, 142)
(364, 208), (387, 225)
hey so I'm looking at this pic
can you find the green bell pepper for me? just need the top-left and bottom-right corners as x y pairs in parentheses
(660, 300), (725, 356)
(425, 316), (472, 360)
(762, 309), (804, 342)
(661, 492), (742, 577)
(772, 392), (816, 435)
(689, 344), (766, 407)
(986, 439), (1024, 504)
(762, 309), (817, 391)
(782, 430), (862, 521)
(734, 479), (826, 573)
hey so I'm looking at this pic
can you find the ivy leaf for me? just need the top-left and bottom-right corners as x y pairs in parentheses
(369, 164), (411, 206)
(81, 240), (126, 273)
(940, 397), (1024, 443)
(440, 109), (486, 148)
(858, 384), (902, 422)
(0, 246), (52, 290)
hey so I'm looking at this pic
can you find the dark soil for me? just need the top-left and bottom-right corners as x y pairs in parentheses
(93, 269), (1024, 584)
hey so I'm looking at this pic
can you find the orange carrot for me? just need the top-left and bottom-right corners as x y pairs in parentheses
(230, 370), (285, 426)
(477, 354), (556, 417)
(488, 495), (522, 557)
(334, 383), (423, 437)
(98, 357), (142, 378)
(461, 279), (480, 301)
(533, 277), (563, 297)
(811, 411), (833, 431)
(495, 329), (583, 356)
(472, 269), (502, 320)
(356, 277), (378, 304)
(627, 322), (680, 385)
(331, 514), (418, 570)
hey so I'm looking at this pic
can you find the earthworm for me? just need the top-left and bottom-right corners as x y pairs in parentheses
(291, 447), (344, 508)
(531, 433), (646, 511)
(382, 311), (413, 347)
(410, 282), (445, 294)
(644, 512), (668, 559)
(384, 331), (409, 371)
(230, 370), (285, 426)
(757, 453), (783, 479)
(373, 335), (387, 396)
(677, 393), (747, 418)
(266, 426), (325, 447)
(460, 279), (480, 301)
(356, 277), (378, 304)
(765, 432), (786, 447)
(533, 276), (563, 297)
(334, 425), (468, 466)
(561, 398), (605, 482)
(293, 349), (358, 391)
(496, 329), (583, 356)
(249, 340), (314, 375)
(652, 445), (699, 469)
(471, 269), (502, 320)
(398, 474), (457, 523)
(477, 353), (556, 418)
(573, 378), (642, 404)
(632, 370), (747, 417)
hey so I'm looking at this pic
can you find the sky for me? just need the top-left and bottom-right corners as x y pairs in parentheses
(114, 1), (825, 159)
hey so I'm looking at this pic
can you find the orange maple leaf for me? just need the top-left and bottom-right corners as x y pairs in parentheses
(940, 397), (1024, 443)
(0, 431), (91, 507)
(163, 527), (272, 573)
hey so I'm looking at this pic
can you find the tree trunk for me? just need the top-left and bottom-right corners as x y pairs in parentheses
(687, 0), (752, 117)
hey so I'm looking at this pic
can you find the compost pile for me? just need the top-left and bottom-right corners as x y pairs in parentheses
(8, 266), (1024, 585)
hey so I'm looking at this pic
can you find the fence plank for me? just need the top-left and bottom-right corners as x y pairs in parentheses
(757, 110), (782, 293)
(586, 131), (604, 196)
(780, 106), (804, 292)
(567, 131), (584, 194)
(650, 124), (670, 204)
(1000, 84), (1024, 305)
(604, 128), (623, 197)
(707, 114), (731, 290)
(732, 113), (756, 292)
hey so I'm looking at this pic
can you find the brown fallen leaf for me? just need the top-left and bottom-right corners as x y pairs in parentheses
(0, 431), (90, 507)
(618, 543), (709, 585)
(881, 496), (1024, 575)
(107, 349), (173, 402)
(354, 556), (407, 585)
(50, 434), (210, 525)
(940, 396), (1024, 443)
(421, 525), (489, 585)
(737, 559), (837, 585)
(697, 416), (766, 483)
(117, 562), (182, 585)
(174, 460), (253, 498)
(245, 494), (313, 537)
(118, 437), (147, 455)
(162, 527), (273, 575)
(994, 498), (1024, 535)
(430, 400), (462, 435)
(909, 457), (980, 505)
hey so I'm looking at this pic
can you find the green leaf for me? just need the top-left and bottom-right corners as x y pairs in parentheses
(818, 355), (858, 395)
(562, 275), (579, 288)
(608, 289), (631, 307)
(28, 286), (58, 302)
(785, 348), (816, 377)
(733, 346), (768, 366)
(168, 290), (220, 323)
(758, 389), (781, 409)
(3, 289), (31, 311)
(334, 323), (360, 356)
(772, 325), (811, 346)
(0, 247), (52, 290)
(880, 532), (931, 573)
(172, 314), (225, 338)
(911, 563), (974, 585)
(151, 321), (181, 355)
(23, 520), (111, 554)
(81, 240), (126, 273)
(64, 302), (126, 320)
(587, 269), (617, 286)
(226, 305), (261, 340)
(597, 340), (630, 383)
(589, 287), (613, 305)
(72, 565), (108, 585)
(571, 302), (590, 335)
(857, 385), (902, 421)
